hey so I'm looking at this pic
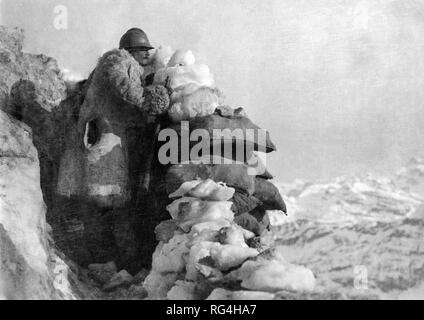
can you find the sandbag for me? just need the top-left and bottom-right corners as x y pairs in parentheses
(258, 169), (273, 180)
(168, 86), (223, 122)
(165, 163), (256, 195)
(230, 192), (262, 216)
(167, 113), (276, 153)
(253, 178), (287, 213)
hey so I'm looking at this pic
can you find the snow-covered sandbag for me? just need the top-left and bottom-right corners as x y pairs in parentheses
(188, 229), (220, 244)
(190, 219), (232, 234)
(151, 45), (174, 71)
(151, 234), (190, 273)
(183, 201), (234, 224)
(169, 179), (235, 201)
(169, 180), (202, 198)
(154, 219), (180, 242)
(165, 163), (256, 196)
(217, 225), (246, 246)
(166, 197), (199, 220)
(188, 179), (235, 201)
(217, 224), (255, 247)
(167, 49), (196, 67)
(183, 202), (234, 232)
(167, 280), (199, 300)
(166, 197), (234, 232)
(154, 50), (214, 90)
(195, 264), (224, 283)
(236, 250), (316, 292)
(153, 49), (220, 122)
(168, 86), (222, 122)
(143, 271), (179, 299)
(210, 244), (259, 271)
(186, 241), (220, 280)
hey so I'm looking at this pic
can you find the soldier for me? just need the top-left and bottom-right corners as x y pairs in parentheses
(119, 27), (156, 86)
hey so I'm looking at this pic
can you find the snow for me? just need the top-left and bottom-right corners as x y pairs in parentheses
(167, 281), (198, 300)
(268, 160), (424, 299)
(190, 219), (231, 234)
(143, 271), (179, 300)
(210, 244), (259, 271)
(239, 258), (316, 292)
(170, 179), (235, 201)
(85, 132), (122, 162)
(167, 50), (196, 67)
(153, 49), (221, 122)
(187, 179), (235, 201)
(169, 180), (202, 198)
(151, 45), (174, 71)
(276, 173), (422, 225)
(166, 197), (234, 232)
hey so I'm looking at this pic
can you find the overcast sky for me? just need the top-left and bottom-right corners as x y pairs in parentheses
(1, 0), (424, 182)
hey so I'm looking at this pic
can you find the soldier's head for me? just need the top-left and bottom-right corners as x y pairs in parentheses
(119, 28), (154, 66)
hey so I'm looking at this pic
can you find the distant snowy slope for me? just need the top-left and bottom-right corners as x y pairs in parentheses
(268, 160), (424, 299)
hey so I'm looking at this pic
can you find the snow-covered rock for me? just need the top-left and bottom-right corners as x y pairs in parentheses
(0, 110), (75, 299)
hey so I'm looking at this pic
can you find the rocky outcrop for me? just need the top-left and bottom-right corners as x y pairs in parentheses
(0, 26), (67, 211)
(0, 26), (66, 115)
(0, 110), (75, 299)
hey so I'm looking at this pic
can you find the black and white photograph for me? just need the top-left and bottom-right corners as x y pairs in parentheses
(0, 0), (423, 302)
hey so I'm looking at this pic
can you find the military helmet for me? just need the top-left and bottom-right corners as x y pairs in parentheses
(119, 28), (154, 51)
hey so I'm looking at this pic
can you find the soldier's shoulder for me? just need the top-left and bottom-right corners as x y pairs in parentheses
(92, 48), (143, 88)
(97, 49), (134, 68)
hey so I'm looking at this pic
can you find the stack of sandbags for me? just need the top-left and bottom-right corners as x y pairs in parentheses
(144, 47), (286, 226)
(160, 103), (286, 233)
(142, 47), (287, 270)
(142, 179), (315, 300)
